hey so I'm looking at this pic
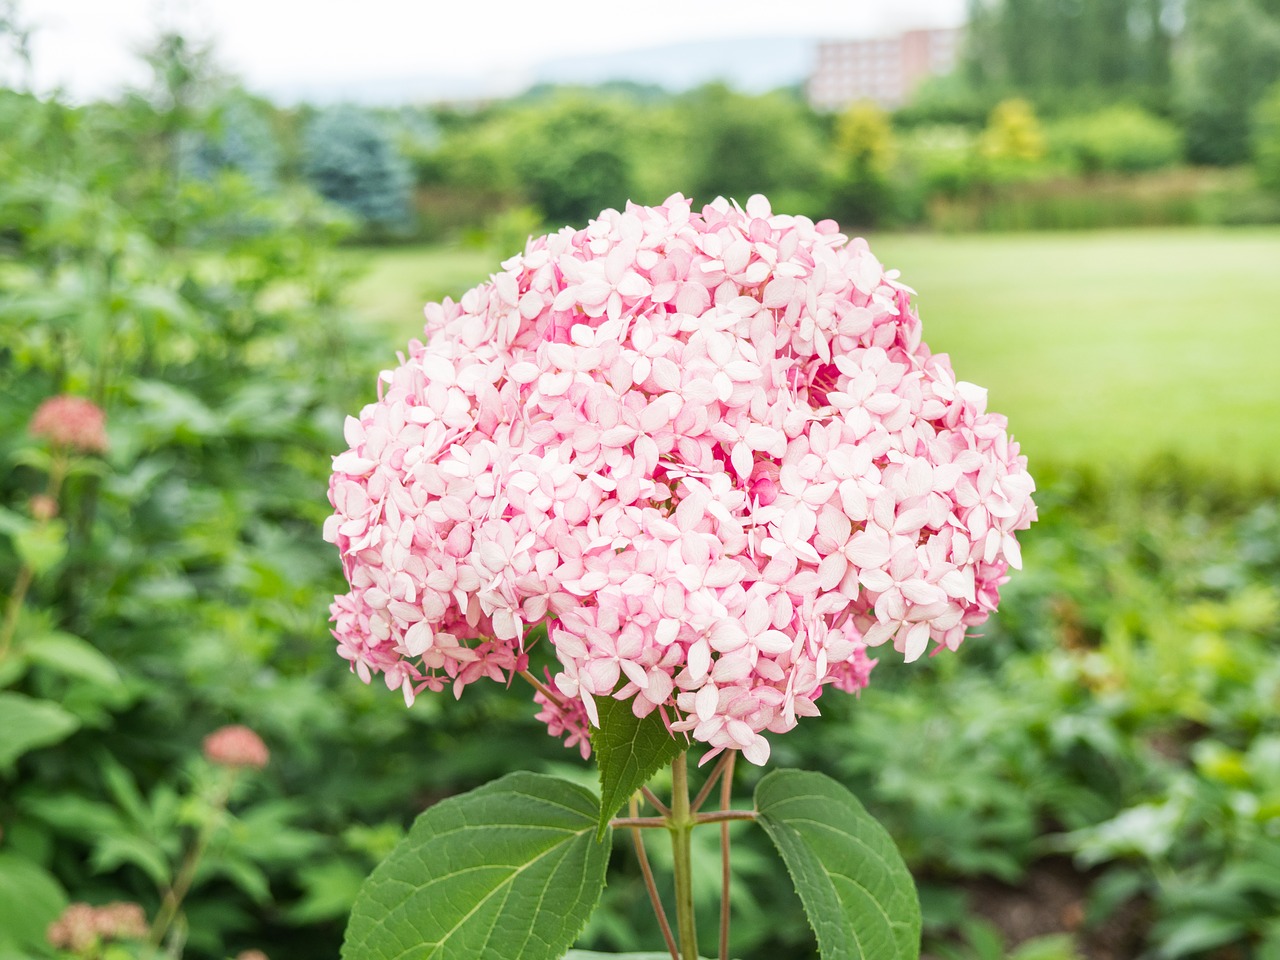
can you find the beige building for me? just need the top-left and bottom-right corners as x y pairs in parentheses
(807, 28), (963, 111)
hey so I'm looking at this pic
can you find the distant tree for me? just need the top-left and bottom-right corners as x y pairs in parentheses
(1254, 80), (1280, 192)
(181, 93), (280, 188)
(894, 74), (996, 128)
(964, 0), (1179, 110)
(828, 102), (897, 227)
(677, 84), (825, 211)
(303, 105), (412, 232)
(118, 28), (228, 245)
(1178, 0), (1280, 165)
(0, 0), (32, 89)
(505, 96), (638, 225)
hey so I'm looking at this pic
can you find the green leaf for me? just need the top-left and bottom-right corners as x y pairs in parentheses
(0, 852), (68, 950)
(91, 833), (173, 889)
(343, 771), (610, 960)
(593, 696), (685, 839)
(14, 519), (68, 576)
(0, 692), (80, 771)
(755, 769), (921, 960)
(1154, 915), (1246, 958)
(25, 630), (123, 688)
(289, 859), (367, 923)
(0, 506), (29, 541)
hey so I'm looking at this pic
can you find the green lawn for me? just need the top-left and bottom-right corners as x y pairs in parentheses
(344, 228), (1280, 476)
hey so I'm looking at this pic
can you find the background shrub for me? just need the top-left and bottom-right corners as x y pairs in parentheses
(1048, 105), (1183, 175)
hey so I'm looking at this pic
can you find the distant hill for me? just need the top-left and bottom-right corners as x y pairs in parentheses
(266, 36), (816, 105)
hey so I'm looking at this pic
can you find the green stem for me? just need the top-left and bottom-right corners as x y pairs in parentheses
(0, 565), (33, 663)
(149, 770), (235, 948)
(669, 751), (699, 960)
(630, 795), (679, 960)
(690, 751), (733, 814)
(719, 751), (736, 960)
(0, 458), (67, 663)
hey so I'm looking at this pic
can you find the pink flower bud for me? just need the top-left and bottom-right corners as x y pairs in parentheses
(202, 725), (269, 769)
(29, 494), (58, 522)
(28, 395), (108, 453)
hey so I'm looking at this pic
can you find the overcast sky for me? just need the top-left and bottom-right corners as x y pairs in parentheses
(13, 0), (966, 101)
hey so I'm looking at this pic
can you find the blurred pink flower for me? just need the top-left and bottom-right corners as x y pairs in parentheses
(202, 725), (270, 769)
(47, 901), (147, 950)
(28, 395), (108, 453)
(29, 494), (58, 521)
(325, 194), (1036, 765)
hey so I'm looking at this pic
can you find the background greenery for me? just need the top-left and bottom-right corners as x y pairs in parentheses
(2, 2), (1279, 958)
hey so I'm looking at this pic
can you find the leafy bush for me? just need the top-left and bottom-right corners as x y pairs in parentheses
(1048, 105), (1183, 175)
(979, 99), (1048, 178)
(898, 124), (982, 200)
(925, 169), (1227, 231)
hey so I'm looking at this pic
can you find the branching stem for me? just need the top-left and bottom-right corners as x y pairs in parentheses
(630, 795), (679, 960)
(669, 752), (699, 960)
(0, 457), (66, 662)
(516, 668), (560, 705)
(691, 751), (733, 814)
(641, 784), (671, 818)
(719, 752), (736, 960)
(149, 769), (235, 948)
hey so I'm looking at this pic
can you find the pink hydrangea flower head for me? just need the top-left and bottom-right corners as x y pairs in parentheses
(28, 395), (108, 453)
(325, 194), (1036, 765)
(202, 724), (270, 769)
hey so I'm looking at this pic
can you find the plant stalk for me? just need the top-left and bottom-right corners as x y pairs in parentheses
(630, 795), (679, 960)
(0, 566), (32, 663)
(0, 458), (67, 662)
(719, 751), (736, 960)
(669, 751), (699, 960)
(149, 770), (234, 948)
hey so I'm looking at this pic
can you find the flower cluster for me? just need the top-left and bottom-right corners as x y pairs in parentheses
(202, 725), (270, 769)
(325, 194), (1035, 765)
(47, 902), (147, 952)
(28, 395), (108, 454)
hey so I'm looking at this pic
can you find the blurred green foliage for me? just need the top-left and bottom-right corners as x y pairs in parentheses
(1177, 0), (1280, 166)
(302, 105), (412, 236)
(1046, 105), (1183, 176)
(0, 60), (574, 959)
(3, 9), (1280, 960)
(1254, 80), (1280, 194)
(829, 101), (898, 227)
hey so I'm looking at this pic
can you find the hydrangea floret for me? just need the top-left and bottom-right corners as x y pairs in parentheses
(324, 194), (1036, 766)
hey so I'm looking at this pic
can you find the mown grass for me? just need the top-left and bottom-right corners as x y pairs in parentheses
(344, 227), (1280, 476)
